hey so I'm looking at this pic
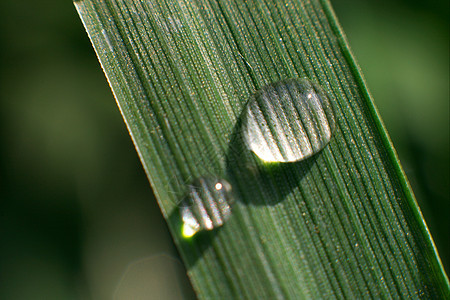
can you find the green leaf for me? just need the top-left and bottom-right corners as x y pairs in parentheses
(75, 0), (449, 298)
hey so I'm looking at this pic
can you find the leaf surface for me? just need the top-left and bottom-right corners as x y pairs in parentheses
(75, 0), (449, 298)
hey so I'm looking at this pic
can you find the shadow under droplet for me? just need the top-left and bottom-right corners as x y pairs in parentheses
(224, 111), (317, 206)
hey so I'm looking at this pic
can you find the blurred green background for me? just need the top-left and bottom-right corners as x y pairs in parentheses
(0, 0), (448, 298)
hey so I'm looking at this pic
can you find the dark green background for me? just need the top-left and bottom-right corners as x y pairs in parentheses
(0, 0), (448, 298)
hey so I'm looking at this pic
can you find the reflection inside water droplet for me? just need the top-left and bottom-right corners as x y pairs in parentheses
(243, 78), (336, 162)
(180, 177), (233, 238)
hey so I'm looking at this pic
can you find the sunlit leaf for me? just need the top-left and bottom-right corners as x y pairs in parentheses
(75, 0), (449, 298)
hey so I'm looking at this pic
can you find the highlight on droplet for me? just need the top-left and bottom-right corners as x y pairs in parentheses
(181, 222), (200, 239)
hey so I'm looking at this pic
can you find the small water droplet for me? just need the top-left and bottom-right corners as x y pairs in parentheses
(160, 16), (183, 34)
(101, 29), (114, 52)
(180, 177), (233, 238)
(243, 78), (336, 162)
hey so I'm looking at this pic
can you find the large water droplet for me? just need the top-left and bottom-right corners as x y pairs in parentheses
(243, 78), (335, 162)
(180, 177), (233, 238)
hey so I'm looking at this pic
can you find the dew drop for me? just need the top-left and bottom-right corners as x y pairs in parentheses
(243, 78), (336, 162)
(101, 29), (114, 52)
(180, 177), (233, 238)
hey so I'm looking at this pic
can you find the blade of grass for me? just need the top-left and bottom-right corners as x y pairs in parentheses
(75, 0), (449, 298)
